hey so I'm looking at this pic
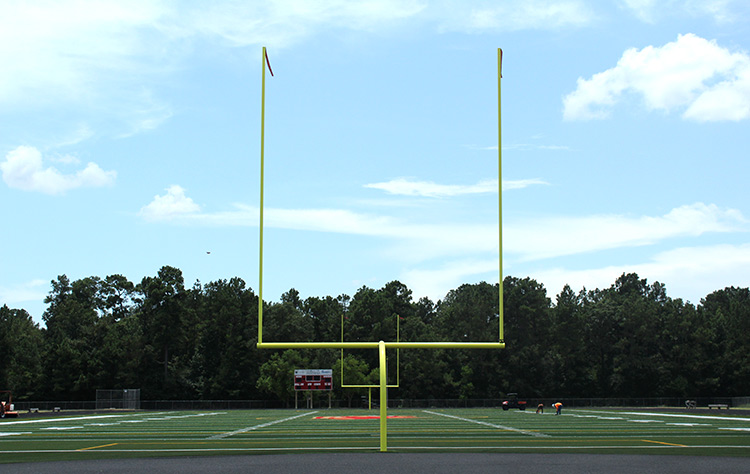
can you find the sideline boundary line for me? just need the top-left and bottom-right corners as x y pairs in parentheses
(577, 410), (750, 423)
(208, 411), (318, 439)
(0, 413), (163, 426)
(423, 410), (549, 438)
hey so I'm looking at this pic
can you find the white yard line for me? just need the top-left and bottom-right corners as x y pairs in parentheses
(0, 411), (220, 433)
(208, 411), (318, 440)
(578, 410), (750, 422)
(0, 414), (138, 426)
(423, 410), (549, 438)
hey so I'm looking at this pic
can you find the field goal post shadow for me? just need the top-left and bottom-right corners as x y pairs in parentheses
(255, 46), (506, 452)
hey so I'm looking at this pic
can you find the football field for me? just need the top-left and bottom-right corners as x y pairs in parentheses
(1, 408), (749, 463)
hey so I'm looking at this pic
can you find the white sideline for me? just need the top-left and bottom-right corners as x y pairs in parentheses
(0, 414), (145, 426)
(579, 410), (750, 422)
(423, 410), (549, 438)
(208, 410), (318, 439)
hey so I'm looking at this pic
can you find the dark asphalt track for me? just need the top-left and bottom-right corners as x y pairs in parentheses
(2, 453), (748, 473)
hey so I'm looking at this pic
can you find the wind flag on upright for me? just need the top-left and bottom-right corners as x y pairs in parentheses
(265, 48), (274, 76)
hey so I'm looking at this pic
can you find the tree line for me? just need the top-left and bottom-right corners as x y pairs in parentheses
(1, 266), (748, 403)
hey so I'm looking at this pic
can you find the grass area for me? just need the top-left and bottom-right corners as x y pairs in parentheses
(1, 408), (749, 463)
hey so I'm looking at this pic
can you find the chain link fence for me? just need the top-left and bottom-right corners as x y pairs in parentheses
(10, 396), (749, 412)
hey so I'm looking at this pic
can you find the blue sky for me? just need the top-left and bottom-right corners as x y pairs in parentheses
(2, 0), (750, 324)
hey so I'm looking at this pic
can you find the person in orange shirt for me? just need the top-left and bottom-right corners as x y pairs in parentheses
(553, 402), (563, 415)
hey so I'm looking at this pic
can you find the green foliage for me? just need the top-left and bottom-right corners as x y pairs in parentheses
(256, 350), (309, 405)
(0, 305), (43, 398)
(5, 270), (750, 401)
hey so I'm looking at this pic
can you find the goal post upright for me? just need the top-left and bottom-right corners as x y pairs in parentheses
(378, 340), (387, 452)
(258, 46), (268, 345)
(498, 48), (504, 343)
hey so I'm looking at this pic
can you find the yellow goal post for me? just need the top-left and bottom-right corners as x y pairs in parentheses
(255, 47), (505, 452)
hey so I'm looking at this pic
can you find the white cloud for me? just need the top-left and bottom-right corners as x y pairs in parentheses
(0, 0), (172, 106)
(563, 34), (750, 121)
(531, 243), (750, 303)
(364, 178), (546, 197)
(0, 280), (48, 307)
(139, 185), (202, 221)
(365, 178), (497, 197)
(401, 258), (499, 302)
(0, 0), (600, 140)
(1, 0), (597, 109)
(503, 144), (571, 152)
(0, 0), (426, 108)
(468, 143), (571, 152)
(433, 0), (595, 32)
(137, 186), (748, 303)
(694, 0), (739, 23)
(620, 0), (741, 24)
(54, 124), (95, 148)
(139, 187), (744, 273)
(1, 146), (116, 194)
(507, 203), (746, 260)
(620, 0), (658, 22)
(117, 94), (175, 138)
(503, 179), (549, 191)
(183, 0), (427, 48)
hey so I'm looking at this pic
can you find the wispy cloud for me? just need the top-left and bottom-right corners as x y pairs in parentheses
(139, 186), (745, 267)
(1, 146), (116, 195)
(563, 33), (750, 121)
(400, 258), (499, 302)
(0, 1), (173, 103)
(507, 203), (746, 260)
(365, 178), (497, 197)
(0, 0), (427, 110)
(0, 0), (177, 139)
(54, 124), (95, 148)
(1, 0), (601, 140)
(432, 0), (596, 32)
(467, 143), (570, 152)
(138, 184), (748, 302)
(364, 178), (547, 197)
(182, 0), (427, 48)
(531, 242), (750, 302)
(620, 0), (743, 24)
(0, 279), (48, 307)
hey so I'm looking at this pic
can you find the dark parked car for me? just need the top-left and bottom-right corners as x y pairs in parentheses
(501, 393), (527, 411)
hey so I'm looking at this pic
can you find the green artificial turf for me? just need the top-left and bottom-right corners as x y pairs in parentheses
(1, 408), (749, 463)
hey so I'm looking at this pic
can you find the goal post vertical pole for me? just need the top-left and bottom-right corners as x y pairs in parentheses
(379, 340), (387, 452)
(259, 46), (267, 344)
(498, 48), (504, 343)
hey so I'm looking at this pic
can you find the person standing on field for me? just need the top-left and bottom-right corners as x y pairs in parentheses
(553, 402), (563, 415)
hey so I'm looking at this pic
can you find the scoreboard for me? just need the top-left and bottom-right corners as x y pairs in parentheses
(294, 369), (333, 391)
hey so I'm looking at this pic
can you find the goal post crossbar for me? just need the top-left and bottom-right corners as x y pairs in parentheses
(257, 342), (505, 349)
